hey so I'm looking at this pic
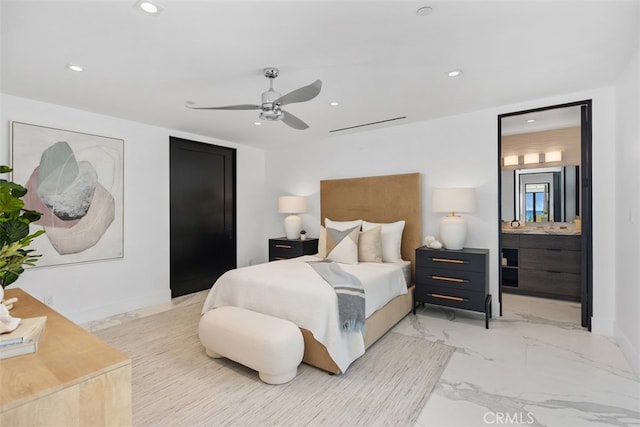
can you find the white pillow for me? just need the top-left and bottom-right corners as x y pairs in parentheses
(317, 226), (327, 257)
(362, 220), (405, 262)
(325, 218), (363, 231)
(326, 225), (360, 264)
(358, 226), (383, 263)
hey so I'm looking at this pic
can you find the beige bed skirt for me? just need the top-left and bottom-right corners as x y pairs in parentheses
(300, 285), (414, 374)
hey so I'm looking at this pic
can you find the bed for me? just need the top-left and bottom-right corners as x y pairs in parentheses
(202, 172), (422, 374)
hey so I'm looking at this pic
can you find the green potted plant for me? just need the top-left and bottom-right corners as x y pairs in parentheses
(0, 165), (45, 288)
(0, 165), (45, 331)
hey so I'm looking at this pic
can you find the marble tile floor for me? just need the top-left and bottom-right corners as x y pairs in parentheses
(83, 292), (640, 427)
(403, 294), (640, 427)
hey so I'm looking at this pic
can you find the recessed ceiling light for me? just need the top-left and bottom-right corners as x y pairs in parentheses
(416, 6), (433, 16)
(65, 64), (84, 72)
(329, 101), (340, 107)
(254, 121), (261, 126)
(134, 0), (163, 15)
(447, 69), (462, 77)
(526, 118), (536, 123)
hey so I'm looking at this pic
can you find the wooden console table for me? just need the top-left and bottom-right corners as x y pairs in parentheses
(0, 288), (132, 426)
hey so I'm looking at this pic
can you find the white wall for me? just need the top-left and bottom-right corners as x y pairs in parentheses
(614, 41), (640, 373)
(0, 94), (265, 324)
(265, 87), (618, 331)
(2, 82), (634, 370)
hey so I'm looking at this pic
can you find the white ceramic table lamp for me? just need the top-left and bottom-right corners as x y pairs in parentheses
(278, 196), (307, 239)
(432, 188), (476, 250)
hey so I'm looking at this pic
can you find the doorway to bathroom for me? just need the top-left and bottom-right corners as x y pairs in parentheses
(498, 100), (593, 330)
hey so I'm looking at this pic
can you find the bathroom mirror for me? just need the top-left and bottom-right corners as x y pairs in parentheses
(502, 166), (579, 223)
(500, 105), (582, 223)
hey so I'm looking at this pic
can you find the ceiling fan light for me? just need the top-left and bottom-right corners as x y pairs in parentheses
(259, 110), (283, 121)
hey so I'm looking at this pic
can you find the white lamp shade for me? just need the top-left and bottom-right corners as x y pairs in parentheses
(278, 196), (307, 214)
(432, 188), (476, 214)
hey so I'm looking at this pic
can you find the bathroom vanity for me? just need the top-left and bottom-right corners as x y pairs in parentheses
(502, 227), (581, 301)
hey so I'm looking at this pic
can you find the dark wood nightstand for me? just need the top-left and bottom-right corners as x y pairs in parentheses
(414, 247), (492, 328)
(268, 238), (319, 261)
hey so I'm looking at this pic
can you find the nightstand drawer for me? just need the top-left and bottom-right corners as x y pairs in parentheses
(268, 238), (318, 261)
(415, 249), (486, 273)
(414, 286), (486, 312)
(415, 266), (486, 292)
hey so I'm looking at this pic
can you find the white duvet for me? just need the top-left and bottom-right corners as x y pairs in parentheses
(201, 255), (409, 373)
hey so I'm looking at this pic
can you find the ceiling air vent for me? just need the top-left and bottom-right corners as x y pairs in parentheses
(329, 116), (407, 133)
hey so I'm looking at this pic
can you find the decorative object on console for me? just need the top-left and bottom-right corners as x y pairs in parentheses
(300, 230), (307, 240)
(432, 187), (476, 250)
(278, 196), (307, 239)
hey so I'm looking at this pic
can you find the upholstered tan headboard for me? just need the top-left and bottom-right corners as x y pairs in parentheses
(320, 173), (422, 281)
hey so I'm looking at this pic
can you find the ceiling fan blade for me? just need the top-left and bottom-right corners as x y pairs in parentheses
(186, 104), (261, 111)
(281, 110), (309, 130)
(274, 80), (322, 106)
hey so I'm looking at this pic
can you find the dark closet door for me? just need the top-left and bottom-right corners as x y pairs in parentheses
(170, 137), (236, 298)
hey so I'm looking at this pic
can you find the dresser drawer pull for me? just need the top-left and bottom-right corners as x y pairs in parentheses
(431, 258), (467, 264)
(431, 275), (467, 283)
(430, 293), (467, 302)
(273, 244), (293, 249)
(274, 257), (287, 260)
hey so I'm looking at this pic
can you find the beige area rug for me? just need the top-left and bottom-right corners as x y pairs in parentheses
(95, 301), (453, 427)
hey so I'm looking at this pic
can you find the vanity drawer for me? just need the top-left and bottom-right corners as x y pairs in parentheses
(501, 233), (520, 249)
(519, 234), (581, 250)
(519, 270), (581, 299)
(519, 248), (581, 274)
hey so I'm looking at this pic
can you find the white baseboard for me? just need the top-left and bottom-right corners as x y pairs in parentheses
(66, 290), (171, 324)
(616, 327), (640, 378)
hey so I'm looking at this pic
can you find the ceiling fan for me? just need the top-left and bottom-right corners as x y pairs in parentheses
(187, 68), (322, 130)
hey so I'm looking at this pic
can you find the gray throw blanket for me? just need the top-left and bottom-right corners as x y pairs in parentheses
(307, 260), (365, 334)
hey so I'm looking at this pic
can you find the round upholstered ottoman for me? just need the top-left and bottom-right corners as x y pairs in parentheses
(198, 306), (304, 385)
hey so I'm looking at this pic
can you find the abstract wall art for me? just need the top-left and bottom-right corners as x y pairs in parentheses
(11, 122), (124, 268)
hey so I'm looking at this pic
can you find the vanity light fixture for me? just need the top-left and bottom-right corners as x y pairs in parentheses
(65, 64), (84, 72)
(544, 151), (562, 162)
(134, 0), (164, 15)
(523, 153), (540, 164)
(503, 155), (519, 166)
(447, 69), (463, 77)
